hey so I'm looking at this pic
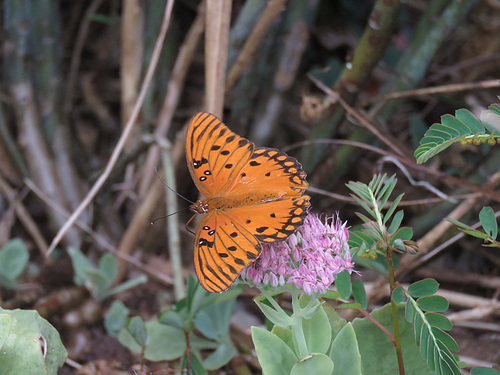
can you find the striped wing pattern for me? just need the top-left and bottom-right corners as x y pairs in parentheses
(186, 112), (311, 292)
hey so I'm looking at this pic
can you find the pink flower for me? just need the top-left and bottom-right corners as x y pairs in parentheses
(240, 213), (355, 295)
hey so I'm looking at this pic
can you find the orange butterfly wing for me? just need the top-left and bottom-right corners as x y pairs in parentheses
(186, 112), (254, 197)
(186, 112), (310, 293)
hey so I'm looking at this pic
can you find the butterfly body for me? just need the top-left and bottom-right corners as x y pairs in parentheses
(186, 112), (310, 293)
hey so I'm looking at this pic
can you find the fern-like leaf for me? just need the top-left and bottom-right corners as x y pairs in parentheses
(405, 281), (461, 375)
(415, 107), (500, 164)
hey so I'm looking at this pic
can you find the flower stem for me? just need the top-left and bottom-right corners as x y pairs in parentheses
(386, 249), (405, 375)
(291, 290), (309, 359)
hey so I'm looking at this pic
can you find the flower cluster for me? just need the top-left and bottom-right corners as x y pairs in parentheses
(241, 213), (354, 295)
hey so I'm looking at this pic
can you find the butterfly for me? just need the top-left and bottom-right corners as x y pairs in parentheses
(186, 112), (310, 293)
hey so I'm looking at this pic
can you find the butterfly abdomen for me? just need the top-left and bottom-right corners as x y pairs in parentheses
(204, 193), (285, 211)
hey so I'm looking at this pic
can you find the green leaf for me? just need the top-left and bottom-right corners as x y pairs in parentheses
(414, 312), (423, 346)
(323, 304), (347, 341)
(417, 296), (449, 312)
(335, 269), (351, 300)
(431, 327), (459, 352)
(0, 314), (12, 349)
(414, 109), (489, 164)
(202, 342), (237, 370)
(0, 239), (29, 286)
(352, 279), (367, 310)
(441, 114), (474, 133)
(471, 367), (500, 375)
(252, 326), (298, 375)
(194, 299), (235, 341)
(68, 247), (95, 286)
(299, 299), (331, 355)
(254, 299), (292, 328)
(271, 326), (294, 352)
(425, 313), (452, 331)
(144, 321), (186, 361)
(479, 206), (497, 239)
(0, 308), (67, 374)
(189, 352), (206, 375)
(291, 353), (334, 375)
(159, 310), (184, 329)
(455, 109), (484, 132)
(99, 253), (118, 287)
(329, 323), (362, 375)
(104, 301), (129, 337)
(408, 279), (439, 298)
(352, 304), (433, 375)
(446, 218), (475, 231)
(387, 208), (404, 232)
(377, 176), (397, 209)
(393, 227), (413, 241)
(392, 286), (404, 303)
(127, 316), (147, 347)
(405, 299), (415, 323)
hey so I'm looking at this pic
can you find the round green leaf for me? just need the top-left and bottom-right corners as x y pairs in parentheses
(252, 326), (298, 375)
(392, 286), (404, 303)
(416, 296), (449, 312)
(0, 308), (67, 374)
(127, 316), (147, 347)
(159, 310), (184, 329)
(144, 321), (186, 361)
(0, 239), (29, 283)
(408, 279), (439, 298)
(479, 207), (497, 239)
(291, 353), (334, 375)
(104, 301), (129, 337)
(425, 312), (452, 331)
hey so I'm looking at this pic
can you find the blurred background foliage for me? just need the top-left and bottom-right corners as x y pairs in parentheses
(0, 0), (499, 373)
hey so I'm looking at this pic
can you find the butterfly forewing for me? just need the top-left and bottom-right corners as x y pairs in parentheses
(226, 147), (309, 199)
(186, 112), (254, 197)
(194, 211), (261, 293)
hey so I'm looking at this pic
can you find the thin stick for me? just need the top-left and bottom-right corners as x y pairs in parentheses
(46, 0), (175, 256)
(226, 0), (288, 91)
(160, 141), (185, 299)
(0, 175), (48, 256)
(138, 1), (205, 197)
(26, 178), (174, 286)
(361, 79), (500, 106)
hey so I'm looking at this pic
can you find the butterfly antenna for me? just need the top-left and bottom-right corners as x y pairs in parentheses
(154, 167), (195, 204)
(150, 207), (191, 225)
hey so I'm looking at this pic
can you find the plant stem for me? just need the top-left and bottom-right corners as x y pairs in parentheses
(386, 248), (405, 375)
(291, 290), (308, 359)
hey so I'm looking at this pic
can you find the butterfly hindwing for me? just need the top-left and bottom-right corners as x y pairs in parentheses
(186, 112), (254, 197)
(194, 211), (262, 293)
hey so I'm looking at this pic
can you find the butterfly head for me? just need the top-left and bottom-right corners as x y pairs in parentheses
(190, 199), (209, 214)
